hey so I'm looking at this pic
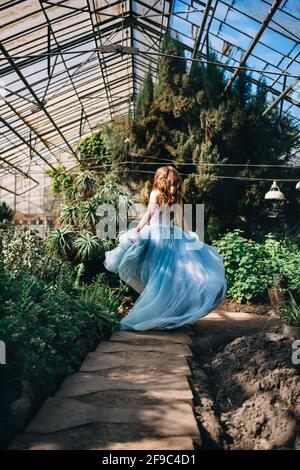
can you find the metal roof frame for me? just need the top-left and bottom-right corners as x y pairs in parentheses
(0, 0), (299, 193)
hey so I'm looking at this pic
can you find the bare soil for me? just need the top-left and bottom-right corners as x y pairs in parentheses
(216, 297), (276, 316)
(191, 319), (300, 450)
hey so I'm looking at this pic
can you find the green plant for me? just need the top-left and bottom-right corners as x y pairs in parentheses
(73, 230), (100, 261)
(74, 171), (98, 198)
(0, 256), (121, 396)
(0, 202), (14, 224)
(48, 226), (74, 258)
(81, 200), (99, 232)
(212, 230), (300, 303)
(76, 131), (112, 168)
(46, 164), (74, 198)
(280, 291), (300, 327)
(270, 273), (284, 291)
(130, 36), (298, 241)
(264, 233), (300, 292)
(60, 204), (81, 227)
(213, 230), (269, 303)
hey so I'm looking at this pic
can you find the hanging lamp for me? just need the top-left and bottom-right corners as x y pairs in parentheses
(264, 180), (285, 201)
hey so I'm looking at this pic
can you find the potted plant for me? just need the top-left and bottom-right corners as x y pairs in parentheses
(268, 273), (285, 305)
(280, 291), (300, 339)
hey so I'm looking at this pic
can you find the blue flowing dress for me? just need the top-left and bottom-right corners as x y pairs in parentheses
(104, 204), (227, 331)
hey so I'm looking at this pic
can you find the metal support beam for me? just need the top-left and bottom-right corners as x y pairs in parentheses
(0, 115), (56, 170)
(0, 181), (39, 196)
(223, 0), (282, 95)
(0, 41), (79, 161)
(5, 100), (59, 164)
(262, 77), (300, 117)
(188, 0), (213, 77)
(0, 154), (40, 197)
(86, 0), (116, 121)
(39, 0), (93, 135)
(129, 0), (137, 111)
(279, 74), (287, 119)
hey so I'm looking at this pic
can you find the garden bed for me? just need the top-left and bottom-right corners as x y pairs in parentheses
(191, 322), (300, 450)
(216, 298), (276, 316)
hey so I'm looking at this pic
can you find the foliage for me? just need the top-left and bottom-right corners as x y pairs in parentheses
(0, 224), (64, 280)
(280, 291), (300, 327)
(46, 164), (74, 199)
(100, 119), (128, 163)
(213, 230), (300, 303)
(130, 35), (299, 242)
(263, 233), (300, 292)
(76, 131), (112, 169)
(213, 230), (268, 303)
(74, 171), (98, 198)
(48, 226), (75, 259)
(0, 202), (14, 225)
(0, 225), (121, 396)
(47, 169), (132, 274)
(136, 67), (154, 117)
(73, 230), (101, 261)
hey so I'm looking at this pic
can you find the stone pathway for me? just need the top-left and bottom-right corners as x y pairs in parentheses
(10, 327), (199, 450)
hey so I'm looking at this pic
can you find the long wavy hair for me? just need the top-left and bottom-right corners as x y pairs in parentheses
(153, 166), (182, 206)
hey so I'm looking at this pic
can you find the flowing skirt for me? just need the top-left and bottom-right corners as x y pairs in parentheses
(104, 224), (227, 331)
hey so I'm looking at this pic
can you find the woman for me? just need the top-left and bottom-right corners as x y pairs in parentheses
(104, 166), (227, 331)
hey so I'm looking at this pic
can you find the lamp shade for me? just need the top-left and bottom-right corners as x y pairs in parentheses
(264, 180), (285, 201)
(296, 181), (300, 190)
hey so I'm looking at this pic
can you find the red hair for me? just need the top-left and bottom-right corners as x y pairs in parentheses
(153, 166), (182, 206)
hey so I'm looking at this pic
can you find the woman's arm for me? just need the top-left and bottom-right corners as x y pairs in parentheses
(136, 190), (159, 232)
(176, 201), (189, 232)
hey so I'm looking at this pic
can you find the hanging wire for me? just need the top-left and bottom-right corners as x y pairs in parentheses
(38, 161), (298, 182)
(60, 155), (300, 169)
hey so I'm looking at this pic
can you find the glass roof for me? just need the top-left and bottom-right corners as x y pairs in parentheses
(0, 0), (299, 192)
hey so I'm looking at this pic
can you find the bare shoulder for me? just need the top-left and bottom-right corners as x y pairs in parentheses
(149, 189), (161, 203)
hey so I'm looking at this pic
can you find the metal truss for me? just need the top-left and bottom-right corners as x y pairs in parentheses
(0, 0), (299, 188)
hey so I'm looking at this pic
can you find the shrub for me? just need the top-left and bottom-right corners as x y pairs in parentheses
(264, 233), (300, 292)
(0, 226), (121, 396)
(212, 230), (300, 303)
(213, 230), (268, 303)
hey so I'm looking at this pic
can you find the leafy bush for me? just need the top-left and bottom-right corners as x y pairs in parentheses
(47, 170), (132, 276)
(46, 164), (74, 199)
(0, 226), (121, 396)
(213, 230), (300, 303)
(264, 233), (300, 292)
(213, 230), (268, 303)
(280, 291), (300, 327)
(76, 131), (112, 168)
(0, 202), (14, 225)
(0, 224), (64, 280)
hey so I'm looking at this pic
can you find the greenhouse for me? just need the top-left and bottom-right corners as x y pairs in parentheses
(0, 0), (300, 455)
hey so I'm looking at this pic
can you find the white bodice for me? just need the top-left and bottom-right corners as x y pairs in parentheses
(150, 204), (178, 227)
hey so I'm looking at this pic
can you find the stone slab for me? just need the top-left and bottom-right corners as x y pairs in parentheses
(80, 352), (190, 375)
(98, 436), (196, 450)
(110, 331), (193, 345)
(76, 367), (171, 381)
(10, 427), (196, 450)
(57, 372), (193, 401)
(26, 397), (199, 437)
(96, 341), (192, 357)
